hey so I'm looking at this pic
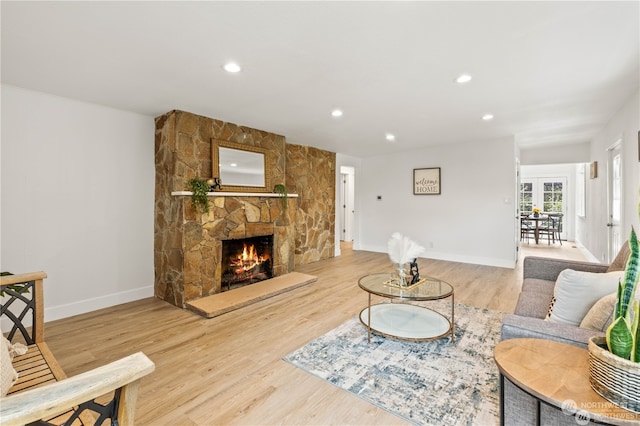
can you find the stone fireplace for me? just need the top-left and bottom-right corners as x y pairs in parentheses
(155, 188), (296, 308)
(154, 109), (336, 309)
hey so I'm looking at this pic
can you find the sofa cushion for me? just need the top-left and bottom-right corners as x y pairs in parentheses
(520, 277), (556, 295)
(546, 269), (624, 326)
(581, 286), (640, 331)
(580, 292), (617, 332)
(606, 241), (630, 272)
(515, 290), (554, 319)
(501, 314), (603, 348)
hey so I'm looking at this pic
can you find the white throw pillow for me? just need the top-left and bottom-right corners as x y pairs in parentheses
(546, 269), (624, 327)
(1, 336), (19, 397)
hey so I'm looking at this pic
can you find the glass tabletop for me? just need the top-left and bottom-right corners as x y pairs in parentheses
(358, 272), (453, 300)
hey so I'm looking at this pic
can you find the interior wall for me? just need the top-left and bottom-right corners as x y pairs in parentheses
(520, 142), (590, 165)
(358, 137), (517, 268)
(1, 85), (155, 321)
(578, 90), (640, 262)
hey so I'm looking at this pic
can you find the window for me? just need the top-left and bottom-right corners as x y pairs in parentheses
(542, 181), (564, 213)
(520, 182), (533, 213)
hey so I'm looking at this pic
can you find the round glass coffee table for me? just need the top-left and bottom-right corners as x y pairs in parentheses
(358, 272), (454, 343)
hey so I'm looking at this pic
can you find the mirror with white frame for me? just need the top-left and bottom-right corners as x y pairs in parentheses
(212, 140), (271, 192)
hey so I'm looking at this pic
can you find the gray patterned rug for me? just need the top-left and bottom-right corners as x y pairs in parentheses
(284, 301), (503, 425)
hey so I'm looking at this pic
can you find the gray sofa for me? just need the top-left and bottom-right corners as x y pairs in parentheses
(498, 246), (630, 425)
(502, 257), (613, 348)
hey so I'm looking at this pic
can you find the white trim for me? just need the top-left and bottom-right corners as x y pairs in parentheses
(358, 245), (516, 269)
(2, 285), (153, 332)
(45, 286), (154, 323)
(172, 191), (299, 197)
(574, 239), (600, 263)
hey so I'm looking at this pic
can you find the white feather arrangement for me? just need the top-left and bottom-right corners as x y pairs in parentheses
(387, 232), (425, 265)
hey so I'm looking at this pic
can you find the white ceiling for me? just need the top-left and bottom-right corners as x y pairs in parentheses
(2, 1), (638, 158)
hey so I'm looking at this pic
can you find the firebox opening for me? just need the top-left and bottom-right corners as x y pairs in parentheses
(221, 235), (273, 291)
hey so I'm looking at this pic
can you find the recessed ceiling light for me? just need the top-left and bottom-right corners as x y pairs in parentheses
(223, 62), (241, 73)
(482, 114), (494, 121)
(230, 163), (238, 167)
(385, 133), (396, 142)
(331, 109), (343, 118)
(455, 74), (472, 84)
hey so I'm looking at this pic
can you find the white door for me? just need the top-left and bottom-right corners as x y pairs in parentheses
(520, 177), (568, 240)
(339, 166), (355, 242)
(607, 142), (623, 261)
(515, 161), (522, 262)
(339, 173), (346, 241)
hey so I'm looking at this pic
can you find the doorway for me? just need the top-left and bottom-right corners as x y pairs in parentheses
(339, 166), (355, 243)
(520, 176), (568, 241)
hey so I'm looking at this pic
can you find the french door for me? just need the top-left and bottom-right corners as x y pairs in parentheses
(520, 177), (567, 240)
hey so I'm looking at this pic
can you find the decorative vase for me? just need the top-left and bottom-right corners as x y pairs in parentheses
(397, 263), (408, 287)
(588, 336), (640, 413)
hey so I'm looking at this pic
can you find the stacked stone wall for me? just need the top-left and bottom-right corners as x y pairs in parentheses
(286, 144), (336, 266)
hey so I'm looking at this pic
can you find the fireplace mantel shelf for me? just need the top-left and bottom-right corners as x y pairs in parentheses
(172, 191), (299, 198)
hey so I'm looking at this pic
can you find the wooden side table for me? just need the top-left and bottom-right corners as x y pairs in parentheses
(494, 338), (640, 426)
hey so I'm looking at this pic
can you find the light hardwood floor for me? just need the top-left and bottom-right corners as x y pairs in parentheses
(44, 241), (588, 425)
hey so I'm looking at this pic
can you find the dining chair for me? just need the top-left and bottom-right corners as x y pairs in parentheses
(549, 213), (563, 245)
(538, 213), (563, 245)
(520, 216), (535, 242)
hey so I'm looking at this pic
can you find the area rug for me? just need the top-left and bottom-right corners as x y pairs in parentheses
(283, 301), (503, 425)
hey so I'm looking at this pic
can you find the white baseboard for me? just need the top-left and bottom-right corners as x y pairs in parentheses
(425, 250), (516, 269)
(357, 245), (516, 269)
(573, 240), (600, 263)
(45, 286), (154, 322)
(2, 286), (154, 332)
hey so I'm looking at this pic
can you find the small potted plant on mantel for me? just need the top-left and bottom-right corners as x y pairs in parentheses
(273, 184), (288, 212)
(588, 222), (640, 413)
(187, 178), (210, 214)
(273, 183), (289, 225)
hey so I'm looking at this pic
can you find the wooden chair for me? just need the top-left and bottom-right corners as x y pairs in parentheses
(520, 216), (535, 242)
(538, 213), (563, 245)
(1, 272), (155, 425)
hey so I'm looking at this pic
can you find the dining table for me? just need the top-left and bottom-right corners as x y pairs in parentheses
(525, 214), (548, 244)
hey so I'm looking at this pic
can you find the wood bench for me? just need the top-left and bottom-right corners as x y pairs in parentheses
(1, 271), (155, 425)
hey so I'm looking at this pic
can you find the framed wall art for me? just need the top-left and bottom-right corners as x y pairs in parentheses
(413, 167), (441, 195)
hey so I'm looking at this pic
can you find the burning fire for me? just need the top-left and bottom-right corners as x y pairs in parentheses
(231, 243), (270, 274)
